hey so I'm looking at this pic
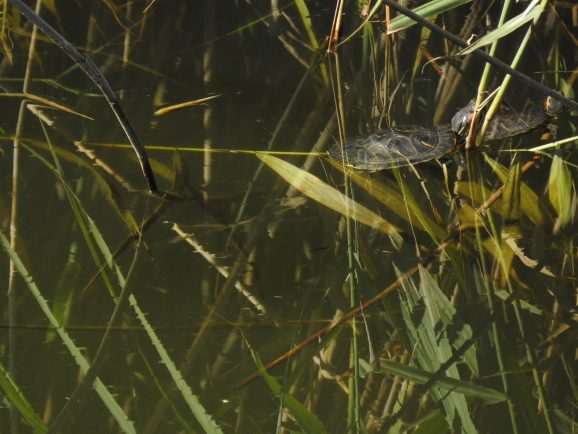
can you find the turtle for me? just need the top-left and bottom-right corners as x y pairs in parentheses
(329, 96), (563, 170)
(450, 95), (563, 141)
(327, 125), (456, 170)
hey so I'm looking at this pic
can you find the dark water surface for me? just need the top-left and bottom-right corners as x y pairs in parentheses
(1, 1), (577, 433)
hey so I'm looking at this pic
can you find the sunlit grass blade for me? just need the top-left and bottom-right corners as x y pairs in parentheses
(0, 230), (137, 434)
(548, 155), (574, 232)
(378, 360), (507, 404)
(0, 92), (94, 119)
(494, 289), (545, 315)
(387, 0), (471, 34)
(459, 2), (542, 54)
(0, 359), (47, 434)
(294, 0), (320, 51)
(154, 94), (222, 116)
(172, 223), (268, 315)
(527, 135), (578, 152)
(258, 153), (403, 247)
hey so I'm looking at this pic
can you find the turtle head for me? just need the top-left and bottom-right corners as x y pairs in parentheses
(544, 95), (564, 117)
(451, 99), (477, 140)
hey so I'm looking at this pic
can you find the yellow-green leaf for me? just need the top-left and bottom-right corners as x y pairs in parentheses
(459, 2), (542, 54)
(258, 153), (403, 247)
(502, 163), (521, 224)
(387, 0), (471, 34)
(484, 155), (547, 225)
(548, 156), (574, 232)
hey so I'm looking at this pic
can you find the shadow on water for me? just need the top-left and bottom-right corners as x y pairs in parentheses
(0, 1), (577, 433)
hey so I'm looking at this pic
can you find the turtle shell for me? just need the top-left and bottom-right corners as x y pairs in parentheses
(328, 125), (456, 170)
(482, 103), (549, 140)
(451, 97), (562, 141)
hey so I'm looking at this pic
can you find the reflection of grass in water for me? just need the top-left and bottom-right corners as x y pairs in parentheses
(2, 1), (577, 433)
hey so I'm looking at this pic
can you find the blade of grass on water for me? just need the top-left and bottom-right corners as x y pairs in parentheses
(258, 153), (403, 248)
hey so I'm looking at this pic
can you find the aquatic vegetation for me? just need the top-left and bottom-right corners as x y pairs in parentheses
(0, 1), (576, 433)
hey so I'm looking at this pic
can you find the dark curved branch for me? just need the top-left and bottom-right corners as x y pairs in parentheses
(9, 0), (159, 192)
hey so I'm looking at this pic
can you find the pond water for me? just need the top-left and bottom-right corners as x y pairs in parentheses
(1, 1), (577, 433)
